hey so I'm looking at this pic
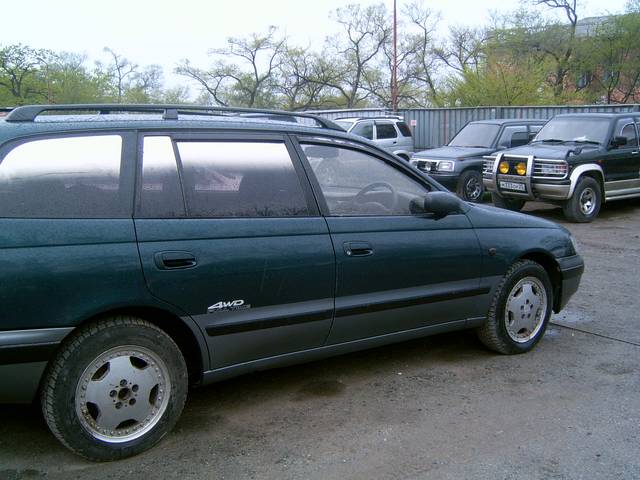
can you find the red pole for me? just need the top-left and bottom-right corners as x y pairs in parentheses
(392, 0), (398, 113)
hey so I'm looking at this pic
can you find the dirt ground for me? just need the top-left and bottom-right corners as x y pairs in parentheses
(1, 199), (639, 480)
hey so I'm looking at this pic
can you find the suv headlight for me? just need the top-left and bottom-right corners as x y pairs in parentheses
(438, 161), (455, 172)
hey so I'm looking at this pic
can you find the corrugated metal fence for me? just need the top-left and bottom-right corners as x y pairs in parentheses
(311, 105), (640, 149)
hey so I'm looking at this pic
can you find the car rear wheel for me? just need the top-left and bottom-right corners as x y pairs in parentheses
(457, 170), (484, 202)
(41, 317), (188, 461)
(477, 259), (553, 354)
(562, 176), (601, 223)
(491, 192), (525, 211)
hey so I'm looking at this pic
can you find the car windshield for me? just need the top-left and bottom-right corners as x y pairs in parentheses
(448, 123), (501, 148)
(533, 117), (610, 144)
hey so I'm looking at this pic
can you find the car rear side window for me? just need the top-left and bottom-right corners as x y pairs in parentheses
(0, 135), (126, 218)
(397, 122), (412, 137)
(176, 141), (309, 218)
(376, 123), (398, 139)
(138, 136), (185, 218)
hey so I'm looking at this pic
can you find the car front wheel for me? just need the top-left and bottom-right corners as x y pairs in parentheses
(41, 317), (188, 461)
(562, 176), (601, 223)
(477, 259), (553, 354)
(457, 170), (484, 202)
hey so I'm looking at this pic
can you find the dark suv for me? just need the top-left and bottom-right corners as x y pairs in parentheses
(411, 119), (545, 202)
(0, 104), (583, 461)
(484, 113), (640, 222)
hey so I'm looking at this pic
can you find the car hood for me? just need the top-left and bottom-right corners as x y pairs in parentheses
(466, 202), (562, 230)
(413, 146), (495, 160)
(501, 143), (602, 160)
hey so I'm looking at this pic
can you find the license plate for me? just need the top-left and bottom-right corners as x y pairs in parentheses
(499, 181), (526, 192)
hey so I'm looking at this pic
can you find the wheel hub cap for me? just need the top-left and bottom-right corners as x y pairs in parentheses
(504, 276), (548, 343)
(579, 187), (596, 215)
(75, 346), (171, 443)
(466, 177), (482, 200)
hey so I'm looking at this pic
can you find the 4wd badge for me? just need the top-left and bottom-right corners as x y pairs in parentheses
(207, 299), (250, 313)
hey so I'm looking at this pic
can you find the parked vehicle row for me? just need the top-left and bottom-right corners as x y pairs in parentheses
(0, 104), (582, 461)
(399, 112), (640, 222)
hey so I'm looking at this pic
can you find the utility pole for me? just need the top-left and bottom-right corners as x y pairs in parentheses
(391, 0), (398, 113)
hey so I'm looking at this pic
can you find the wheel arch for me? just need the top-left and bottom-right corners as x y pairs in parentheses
(518, 251), (563, 313)
(568, 164), (604, 199)
(54, 306), (207, 387)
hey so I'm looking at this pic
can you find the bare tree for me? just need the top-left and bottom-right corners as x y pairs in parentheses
(99, 47), (138, 103)
(323, 3), (391, 108)
(402, 2), (442, 105)
(531, 0), (580, 97)
(176, 26), (286, 107)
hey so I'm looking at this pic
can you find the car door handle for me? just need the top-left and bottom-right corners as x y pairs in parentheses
(343, 241), (374, 257)
(154, 251), (197, 270)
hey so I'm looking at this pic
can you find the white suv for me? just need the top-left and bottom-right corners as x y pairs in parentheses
(335, 116), (415, 161)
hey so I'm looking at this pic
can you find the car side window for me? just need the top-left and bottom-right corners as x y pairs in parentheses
(0, 135), (126, 218)
(176, 141), (309, 218)
(351, 121), (374, 140)
(301, 143), (429, 216)
(376, 123), (398, 139)
(617, 121), (638, 148)
(138, 136), (186, 218)
(397, 122), (413, 137)
(497, 126), (528, 148)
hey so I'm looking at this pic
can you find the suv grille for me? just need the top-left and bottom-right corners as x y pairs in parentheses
(482, 158), (496, 175)
(532, 159), (569, 179)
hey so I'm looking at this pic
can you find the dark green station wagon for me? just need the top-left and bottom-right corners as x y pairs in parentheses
(0, 104), (584, 461)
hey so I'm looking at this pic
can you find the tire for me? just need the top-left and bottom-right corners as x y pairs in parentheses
(477, 259), (553, 354)
(491, 192), (525, 212)
(456, 170), (484, 202)
(562, 176), (601, 223)
(41, 317), (188, 461)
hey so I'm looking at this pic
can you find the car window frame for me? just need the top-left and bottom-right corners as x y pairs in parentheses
(290, 134), (440, 217)
(134, 130), (321, 219)
(0, 130), (137, 219)
(350, 120), (374, 140)
(615, 119), (639, 149)
(374, 121), (399, 140)
(496, 124), (528, 149)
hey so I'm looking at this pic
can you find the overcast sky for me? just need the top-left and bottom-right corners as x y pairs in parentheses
(1, 0), (629, 89)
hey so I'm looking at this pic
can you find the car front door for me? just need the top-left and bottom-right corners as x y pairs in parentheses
(134, 133), (335, 369)
(297, 139), (487, 345)
(602, 118), (640, 197)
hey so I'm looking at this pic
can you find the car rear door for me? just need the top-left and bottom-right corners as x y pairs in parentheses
(296, 138), (487, 345)
(134, 132), (335, 370)
(374, 121), (400, 154)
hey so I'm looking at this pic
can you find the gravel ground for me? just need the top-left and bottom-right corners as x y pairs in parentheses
(1, 199), (639, 480)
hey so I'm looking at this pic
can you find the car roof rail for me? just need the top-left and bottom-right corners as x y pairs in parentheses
(3, 104), (344, 131)
(335, 114), (403, 121)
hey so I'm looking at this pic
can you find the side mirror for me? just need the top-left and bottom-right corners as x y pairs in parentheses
(411, 191), (463, 217)
(611, 136), (628, 148)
